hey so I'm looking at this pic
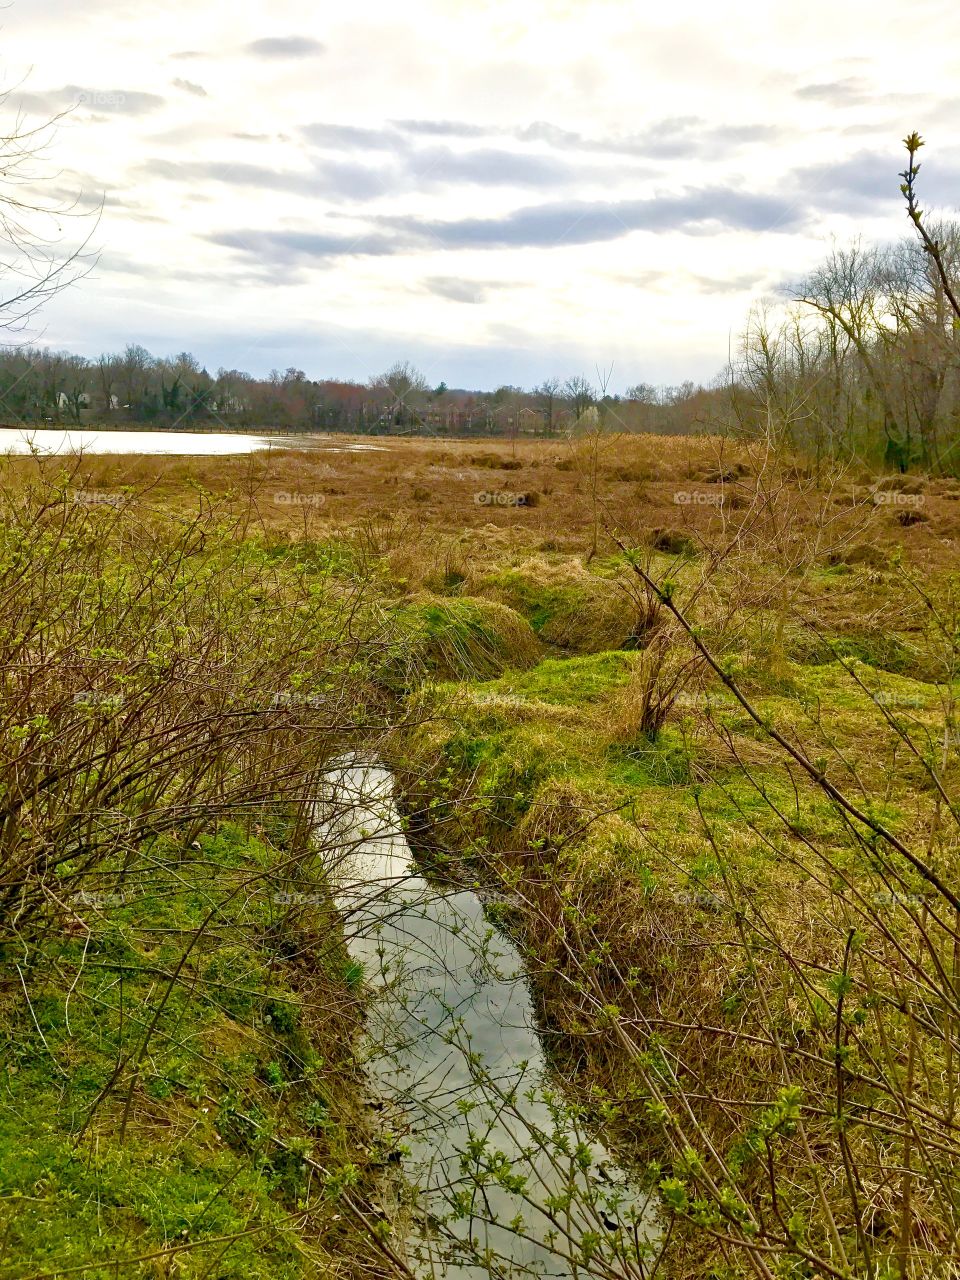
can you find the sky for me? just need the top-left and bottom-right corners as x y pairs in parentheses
(2, 0), (959, 394)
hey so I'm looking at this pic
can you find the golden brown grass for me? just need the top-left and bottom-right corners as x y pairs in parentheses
(6, 432), (958, 574)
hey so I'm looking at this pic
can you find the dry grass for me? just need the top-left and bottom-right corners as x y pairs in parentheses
(7, 433), (958, 575)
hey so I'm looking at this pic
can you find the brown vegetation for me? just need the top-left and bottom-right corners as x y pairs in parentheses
(9, 431), (960, 575)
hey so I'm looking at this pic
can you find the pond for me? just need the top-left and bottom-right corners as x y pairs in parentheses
(319, 763), (658, 1278)
(0, 427), (386, 455)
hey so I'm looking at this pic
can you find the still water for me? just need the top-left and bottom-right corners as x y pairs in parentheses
(319, 763), (656, 1278)
(0, 427), (385, 455)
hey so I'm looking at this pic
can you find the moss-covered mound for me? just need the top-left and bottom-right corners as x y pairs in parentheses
(391, 593), (543, 681)
(475, 559), (640, 652)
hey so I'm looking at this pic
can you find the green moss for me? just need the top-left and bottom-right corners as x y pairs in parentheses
(0, 1125), (306, 1280)
(788, 627), (919, 676)
(607, 728), (694, 787)
(0, 829), (379, 1279)
(488, 650), (639, 706)
(401, 622), (946, 915)
(479, 565), (636, 651)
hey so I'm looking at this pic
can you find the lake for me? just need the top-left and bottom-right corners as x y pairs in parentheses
(0, 427), (386, 456)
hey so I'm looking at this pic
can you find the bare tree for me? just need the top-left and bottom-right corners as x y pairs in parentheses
(0, 87), (99, 332)
(533, 376), (563, 435)
(564, 374), (595, 422)
(368, 360), (429, 429)
(95, 352), (120, 418)
(117, 343), (153, 415)
(625, 381), (658, 404)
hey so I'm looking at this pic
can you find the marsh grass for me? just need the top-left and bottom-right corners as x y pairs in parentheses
(4, 432), (960, 1277)
(390, 455), (960, 1279)
(0, 464), (422, 1277)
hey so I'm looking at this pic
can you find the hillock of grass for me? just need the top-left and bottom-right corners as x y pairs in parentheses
(0, 824), (396, 1279)
(387, 593), (543, 683)
(475, 560), (641, 652)
(391, 624), (958, 1280)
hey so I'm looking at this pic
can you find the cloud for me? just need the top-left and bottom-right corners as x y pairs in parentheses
(532, 117), (781, 160)
(209, 185), (810, 273)
(382, 188), (808, 250)
(689, 271), (767, 294)
(295, 115), (779, 194)
(243, 35), (325, 59)
(790, 149), (960, 215)
(423, 276), (512, 304)
(606, 269), (673, 290)
(788, 149), (905, 211)
(795, 78), (873, 107)
(140, 156), (392, 202)
(608, 268), (764, 294)
(392, 119), (491, 138)
(17, 85), (166, 117)
(409, 145), (583, 188)
(141, 140), (623, 202)
(391, 115), (782, 161)
(304, 124), (620, 187)
(172, 78), (208, 97)
(95, 249), (271, 288)
(208, 228), (401, 271)
(303, 122), (402, 150)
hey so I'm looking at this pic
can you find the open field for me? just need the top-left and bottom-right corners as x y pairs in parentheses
(3, 432), (960, 1278)
(13, 430), (960, 557)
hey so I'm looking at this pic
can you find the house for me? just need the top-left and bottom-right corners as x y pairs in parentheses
(57, 391), (93, 411)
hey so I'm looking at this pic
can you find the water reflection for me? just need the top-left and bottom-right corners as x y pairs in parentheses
(320, 763), (657, 1278)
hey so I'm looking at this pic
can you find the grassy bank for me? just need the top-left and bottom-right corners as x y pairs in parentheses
(0, 467), (415, 1278)
(381, 447), (960, 1278)
(0, 824), (397, 1279)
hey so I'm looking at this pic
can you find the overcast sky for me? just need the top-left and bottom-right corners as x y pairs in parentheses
(3, 0), (959, 392)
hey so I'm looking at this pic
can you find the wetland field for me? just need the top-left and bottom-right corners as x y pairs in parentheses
(3, 431), (960, 1278)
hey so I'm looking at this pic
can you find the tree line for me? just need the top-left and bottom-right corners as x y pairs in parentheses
(0, 346), (722, 437)
(734, 154), (960, 473)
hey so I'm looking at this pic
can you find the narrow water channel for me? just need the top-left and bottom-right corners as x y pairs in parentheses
(318, 762), (657, 1278)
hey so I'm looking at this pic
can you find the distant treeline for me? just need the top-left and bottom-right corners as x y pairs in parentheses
(0, 347), (724, 437)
